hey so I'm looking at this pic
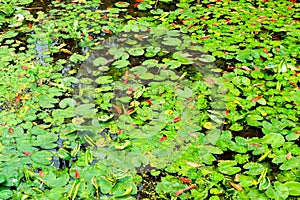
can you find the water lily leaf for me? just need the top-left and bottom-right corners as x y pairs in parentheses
(99, 178), (114, 194)
(31, 150), (53, 165)
(139, 72), (154, 80)
(236, 51), (253, 62)
(218, 166), (241, 175)
(95, 76), (113, 84)
(125, 39), (137, 45)
(93, 57), (107, 66)
(172, 52), (193, 64)
(279, 157), (300, 170)
(261, 133), (285, 148)
(232, 76), (251, 86)
(0, 175), (5, 184)
(59, 98), (76, 108)
(176, 87), (193, 98)
(114, 140), (131, 150)
(218, 160), (237, 168)
(112, 59), (130, 68)
(2, 31), (18, 39)
(0, 190), (13, 200)
(112, 179), (136, 197)
(128, 47), (145, 56)
(43, 170), (69, 188)
(291, 90), (300, 105)
(257, 97), (267, 105)
(52, 108), (76, 120)
(162, 37), (182, 46)
(251, 70), (264, 79)
(36, 132), (58, 149)
(246, 114), (263, 126)
(206, 129), (221, 145)
(198, 55), (216, 62)
(38, 95), (58, 108)
(109, 47), (128, 59)
(79, 77), (94, 84)
(70, 53), (87, 63)
(57, 148), (71, 161)
(75, 104), (97, 116)
(131, 66), (148, 76)
(137, 2), (152, 10)
(168, 60), (182, 69)
(230, 123), (243, 131)
(142, 59), (159, 67)
(266, 181), (289, 199)
(243, 162), (264, 175)
(218, 163), (241, 176)
(283, 181), (300, 196)
(62, 77), (79, 86)
(145, 46), (161, 57)
(46, 188), (69, 200)
(115, 2), (130, 8)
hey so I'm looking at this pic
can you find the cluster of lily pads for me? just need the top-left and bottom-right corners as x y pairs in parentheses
(0, 0), (299, 199)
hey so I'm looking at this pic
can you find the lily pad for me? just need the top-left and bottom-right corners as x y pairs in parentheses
(283, 181), (300, 196)
(31, 150), (53, 165)
(93, 57), (108, 66)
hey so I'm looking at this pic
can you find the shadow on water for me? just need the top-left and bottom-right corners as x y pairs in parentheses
(135, 167), (166, 200)
(26, 0), (53, 18)
(231, 126), (263, 138)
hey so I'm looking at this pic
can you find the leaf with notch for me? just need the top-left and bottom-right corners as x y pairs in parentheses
(112, 59), (130, 68)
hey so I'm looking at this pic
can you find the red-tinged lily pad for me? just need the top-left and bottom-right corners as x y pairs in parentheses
(158, 135), (167, 142)
(172, 117), (181, 123)
(199, 35), (210, 40)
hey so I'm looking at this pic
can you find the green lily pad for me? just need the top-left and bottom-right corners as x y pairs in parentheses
(59, 98), (77, 108)
(93, 57), (108, 66)
(198, 55), (216, 62)
(128, 47), (145, 56)
(75, 104), (97, 116)
(283, 181), (300, 196)
(0, 190), (13, 200)
(36, 132), (58, 149)
(57, 148), (71, 161)
(261, 133), (285, 148)
(115, 2), (130, 8)
(279, 157), (300, 170)
(70, 53), (87, 63)
(31, 150), (53, 165)
(176, 86), (193, 98)
(112, 59), (130, 68)
(99, 178), (114, 194)
(38, 95), (59, 108)
(43, 169), (70, 188)
(0, 174), (6, 184)
(95, 76), (114, 84)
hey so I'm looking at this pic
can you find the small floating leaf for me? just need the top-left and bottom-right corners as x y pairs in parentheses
(113, 59), (130, 68)
(59, 98), (76, 108)
(93, 57), (107, 66)
(128, 47), (145, 56)
(31, 151), (53, 165)
(115, 2), (130, 8)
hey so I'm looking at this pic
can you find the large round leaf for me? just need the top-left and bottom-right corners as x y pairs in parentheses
(31, 151), (53, 165)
